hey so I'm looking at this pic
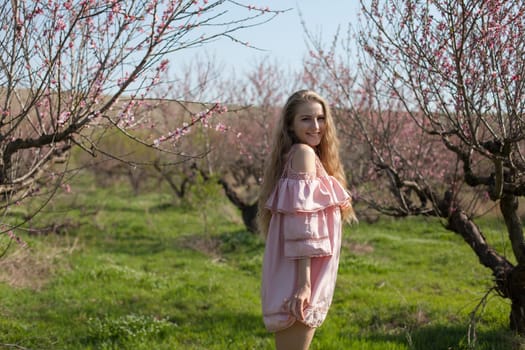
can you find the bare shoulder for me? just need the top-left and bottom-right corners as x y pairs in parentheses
(290, 144), (316, 173)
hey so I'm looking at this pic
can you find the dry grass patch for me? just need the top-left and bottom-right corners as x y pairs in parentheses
(342, 238), (374, 255)
(176, 234), (222, 258)
(0, 237), (79, 290)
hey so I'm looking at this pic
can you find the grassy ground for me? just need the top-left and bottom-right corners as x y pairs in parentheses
(0, 175), (521, 350)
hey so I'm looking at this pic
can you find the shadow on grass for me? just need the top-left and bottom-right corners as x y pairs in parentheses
(90, 229), (262, 258)
(170, 311), (518, 350)
(148, 201), (195, 213)
(169, 310), (272, 349)
(56, 194), (188, 217)
(359, 324), (518, 350)
(93, 233), (171, 255)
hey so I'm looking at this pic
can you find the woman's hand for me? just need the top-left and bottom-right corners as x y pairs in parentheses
(289, 284), (311, 320)
(288, 258), (311, 320)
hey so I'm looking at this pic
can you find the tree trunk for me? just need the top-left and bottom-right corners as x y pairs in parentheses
(446, 209), (525, 332)
(447, 210), (513, 290)
(500, 195), (525, 263)
(499, 194), (525, 333)
(239, 203), (258, 233)
(508, 264), (525, 333)
(218, 178), (258, 233)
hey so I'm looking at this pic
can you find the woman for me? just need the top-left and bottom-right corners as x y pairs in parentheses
(258, 90), (357, 349)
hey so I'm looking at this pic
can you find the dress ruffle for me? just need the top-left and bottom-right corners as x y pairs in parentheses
(265, 174), (350, 214)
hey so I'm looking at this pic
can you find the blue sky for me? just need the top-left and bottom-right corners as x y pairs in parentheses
(175, 1), (362, 74)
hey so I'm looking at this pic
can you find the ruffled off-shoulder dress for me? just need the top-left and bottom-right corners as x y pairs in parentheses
(261, 144), (350, 332)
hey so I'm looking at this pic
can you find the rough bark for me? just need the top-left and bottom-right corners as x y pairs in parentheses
(500, 194), (525, 264)
(498, 194), (525, 332)
(218, 178), (258, 233)
(447, 210), (513, 295)
(507, 264), (525, 333)
(446, 209), (525, 332)
(153, 160), (195, 199)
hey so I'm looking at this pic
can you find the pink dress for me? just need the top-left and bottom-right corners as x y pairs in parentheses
(261, 144), (350, 332)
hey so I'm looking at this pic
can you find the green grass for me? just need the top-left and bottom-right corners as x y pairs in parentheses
(0, 175), (522, 349)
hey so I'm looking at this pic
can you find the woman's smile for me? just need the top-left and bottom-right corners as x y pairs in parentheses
(291, 102), (326, 147)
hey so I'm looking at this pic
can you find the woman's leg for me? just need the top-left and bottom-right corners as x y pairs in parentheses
(274, 321), (316, 350)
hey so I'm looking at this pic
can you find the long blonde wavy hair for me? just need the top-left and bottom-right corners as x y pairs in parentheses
(257, 90), (357, 237)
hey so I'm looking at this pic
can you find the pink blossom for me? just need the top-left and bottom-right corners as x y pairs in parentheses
(215, 122), (227, 132)
(157, 59), (169, 72)
(112, 1), (121, 14)
(58, 111), (71, 125)
(55, 19), (66, 32)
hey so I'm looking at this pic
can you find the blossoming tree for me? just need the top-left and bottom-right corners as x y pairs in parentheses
(161, 59), (295, 232)
(306, 0), (525, 334)
(0, 0), (280, 243)
(213, 59), (295, 231)
(325, 0), (525, 333)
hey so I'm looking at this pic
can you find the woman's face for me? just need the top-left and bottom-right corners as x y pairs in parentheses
(291, 101), (326, 147)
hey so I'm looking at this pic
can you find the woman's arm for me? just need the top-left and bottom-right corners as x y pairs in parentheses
(291, 258), (311, 320)
(288, 144), (316, 320)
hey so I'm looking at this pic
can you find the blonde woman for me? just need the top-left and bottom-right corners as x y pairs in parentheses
(258, 90), (357, 349)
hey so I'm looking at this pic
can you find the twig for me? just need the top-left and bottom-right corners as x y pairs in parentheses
(467, 287), (496, 348)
